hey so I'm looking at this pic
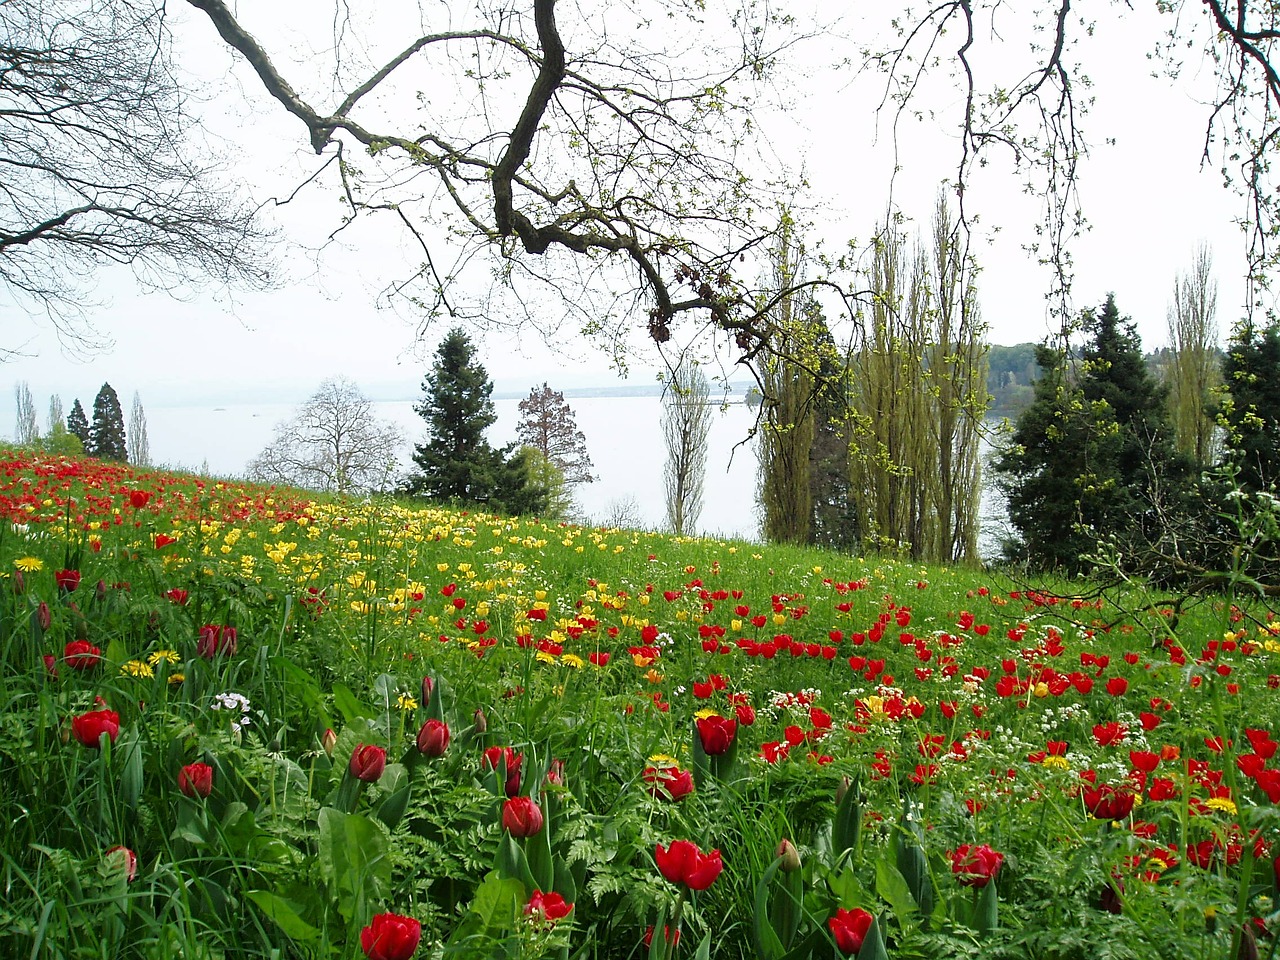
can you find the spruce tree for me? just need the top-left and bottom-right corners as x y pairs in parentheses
(88, 383), (127, 461)
(1220, 319), (1280, 491)
(996, 295), (1190, 571)
(66, 399), (90, 447)
(404, 327), (541, 513)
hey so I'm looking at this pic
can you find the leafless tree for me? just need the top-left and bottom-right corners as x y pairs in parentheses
(13, 382), (38, 444)
(46, 394), (63, 435)
(248, 377), (404, 493)
(663, 362), (711, 537)
(1, 0), (271, 350)
(1167, 244), (1220, 466)
(128, 391), (150, 465)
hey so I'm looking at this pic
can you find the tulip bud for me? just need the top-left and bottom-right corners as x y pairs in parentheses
(11, 570), (24, 595)
(776, 838), (802, 873)
(349, 743), (387, 783)
(836, 775), (851, 806)
(473, 707), (487, 734)
(502, 796), (544, 837)
(95, 579), (107, 602)
(416, 719), (449, 758)
(37, 601), (51, 632)
(421, 675), (435, 705)
(178, 762), (213, 798)
(105, 845), (137, 882)
(321, 728), (337, 757)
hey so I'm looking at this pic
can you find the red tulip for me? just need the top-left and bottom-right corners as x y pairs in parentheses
(105, 845), (137, 882)
(128, 490), (151, 508)
(654, 840), (723, 890)
(55, 569), (81, 593)
(415, 719), (449, 758)
(64, 639), (101, 670)
(71, 708), (119, 748)
(525, 889), (572, 923)
(643, 765), (694, 801)
(178, 762), (213, 798)
(197, 624), (237, 658)
(696, 715), (737, 755)
(502, 796), (544, 837)
(360, 912), (421, 960)
(829, 908), (874, 954)
(1081, 783), (1137, 820)
(950, 843), (1004, 887)
(349, 744), (387, 782)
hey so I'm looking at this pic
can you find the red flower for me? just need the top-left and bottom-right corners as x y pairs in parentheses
(128, 490), (152, 508)
(696, 715), (737, 755)
(415, 719), (449, 758)
(105, 845), (137, 882)
(71, 708), (119, 748)
(654, 840), (723, 890)
(197, 624), (237, 658)
(643, 765), (694, 801)
(502, 796), (544, 837)
(828, 908), (874, 954)
(1081, 782), (1136, 820)
(950, 843), (1004, 887)
(349, 744), (387, 783)
(178, 762), (213, 798)
(481, 745), (523, 795)
(360, 912), (421, 960)
(1106, 676), (1129, 696)
(55, 569), (81, 593)
(165, 588), (189, 605)
(64, 639), (101, 670)
(525, 889), (572, 923)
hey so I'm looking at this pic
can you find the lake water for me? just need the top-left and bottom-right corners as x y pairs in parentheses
(144, 395), (767, 539)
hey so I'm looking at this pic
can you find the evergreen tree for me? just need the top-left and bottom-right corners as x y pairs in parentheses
(66, 399), (90, 447)
(1219, 319), (1280, 491)
(88, 383), (127, 461)
(996, 295), (1190, 571)
(404, 327), (542, 513)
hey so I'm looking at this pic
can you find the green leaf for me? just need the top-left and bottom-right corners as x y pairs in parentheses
(445, 872), (524, 957)
(246, 890), (321, 942)
(332, 683), (369, 723)
(752, 856), (786, 960)
(856, 916), (890, 960)
(875, 856), (918, 928)
(317, 807), (390, 923)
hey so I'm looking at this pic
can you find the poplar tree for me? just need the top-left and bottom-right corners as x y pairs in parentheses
(662, 362), (711, 537)
(1167, 245), (1220, 467)
(128, 391), (150, 465)
(13, 382), (38, 445)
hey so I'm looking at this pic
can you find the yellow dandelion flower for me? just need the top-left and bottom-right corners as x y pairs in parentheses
(14, 557), (43, 573)
(168, 672), (185, 685)
(396, 694), (419, 711)
(121, 660), (154, 678)
(561, 654), (584, 669)
(1205, 796), (1238, 816)
(535, 650), (557, 665)
(1042, 755), (1071, 771)
(648, 753), (680, 767)
(148, 649), (181, 666)
(693, 708), (721, 720)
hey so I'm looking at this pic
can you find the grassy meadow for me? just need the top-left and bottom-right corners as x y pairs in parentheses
(1, 450), (1277, 960)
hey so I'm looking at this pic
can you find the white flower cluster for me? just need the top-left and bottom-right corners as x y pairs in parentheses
(211, 691), (253, 733)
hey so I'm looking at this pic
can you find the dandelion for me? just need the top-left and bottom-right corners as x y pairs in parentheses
(121, 660), (154, 678)
(396, 693), (418, 711)
(148, 649), (181, 666)
(1205, 796), (1238, 816)
(168, 672), (185, 686)
(14, 557), (43, 573)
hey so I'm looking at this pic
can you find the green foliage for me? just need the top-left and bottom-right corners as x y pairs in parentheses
(32, 422), (84, 457)
(88, 382), (127, 461)
(1220, 318), (1280, 491)
(995, 295), (1192, 572)
(404, 327), (545, 515)
(66, 398), (90, 447)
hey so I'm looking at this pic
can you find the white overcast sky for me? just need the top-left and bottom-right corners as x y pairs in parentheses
(1, 1), (1261, 415)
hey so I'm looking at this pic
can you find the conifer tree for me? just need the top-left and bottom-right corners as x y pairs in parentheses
(66, 399), (90, 447)
(1220, 319), (1280, 492)
(996, 295), (1190, 571)
(405, 327), (542, 513)
(88, 383), (127, 461)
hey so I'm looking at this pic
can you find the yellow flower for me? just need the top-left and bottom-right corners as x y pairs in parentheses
(648, 753), (680, 767)
(1042, 755), (1071, 771)
(14, 557), (43, 573)
(535, 650), (558, 665)
(693, 708), (721, 720)
(396, 694), (418, 711)
(121, 660), (154, 678)
(1205, 796), (1238, 816)
(148, 649), (181, 666)
(168, 672), (185, 686)
(643, 668), (664, 684)
(561, 654), (584, 669)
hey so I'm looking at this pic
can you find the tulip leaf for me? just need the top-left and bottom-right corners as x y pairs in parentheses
(832, 777), (862, 857)
(874, 856), (918, 928)
(245, 890), (321, 942)
(751, 855), (786, 960)
(445, 872), (523, 958)
(856, 916), (890, 960)
(317, 807), (390, 923)
(269, 657), (331, 727)
(119, 732), (143, 811)
(975, 881), (999, 935)
(693, 931), (712, 960)
(332, 683), (369, 723)
(376, 780), (411, 830)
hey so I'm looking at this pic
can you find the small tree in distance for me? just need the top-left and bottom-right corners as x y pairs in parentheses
(516, 383), (593, 518)
(66, 399), (90, 448)
(13, 382), (38, 445)
(248, 377), (402, 493)
(128, 391), (150, 465)
(662, 363), (712, 537)
(88, 383), (127, 461)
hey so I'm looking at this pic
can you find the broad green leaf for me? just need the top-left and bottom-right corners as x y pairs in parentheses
(246, 890), (321, 942)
